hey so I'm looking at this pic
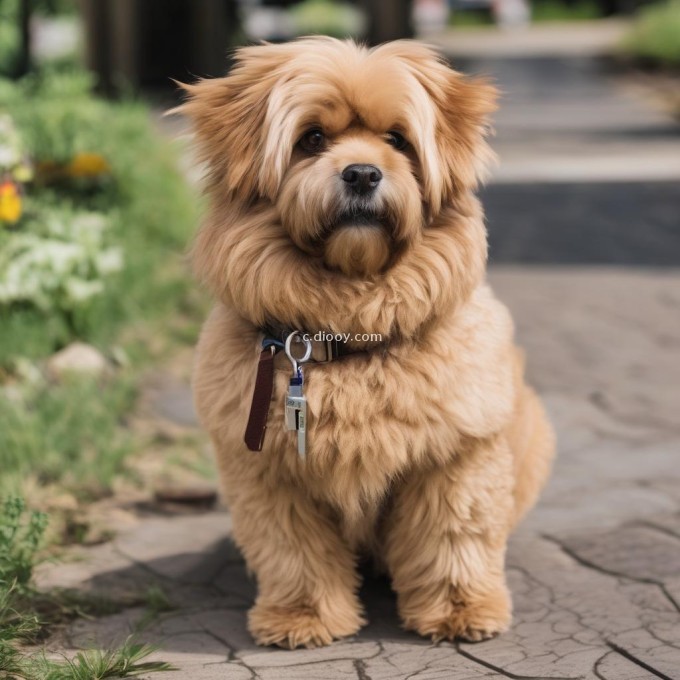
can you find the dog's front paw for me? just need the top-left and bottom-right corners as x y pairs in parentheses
(248, 603), (363, 649)
(405, 586), (511, 643)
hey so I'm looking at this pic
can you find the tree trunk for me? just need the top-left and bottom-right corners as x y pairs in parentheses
(16, 0), (32, 77)
(361, 0), (413, 45)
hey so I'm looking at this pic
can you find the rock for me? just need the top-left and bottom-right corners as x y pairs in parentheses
(154, 484), (218, 510)
(47, 342), (109, 379)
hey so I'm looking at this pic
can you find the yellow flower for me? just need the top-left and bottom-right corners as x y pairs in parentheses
(0, 181), (22, 224)
(66, 152), (110, 178)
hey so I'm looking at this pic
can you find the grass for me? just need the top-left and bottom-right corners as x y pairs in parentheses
(0, 375), (137, 503)
(0, 586), (40, 679)
(34, 640), (174, 679)
(0, 67), (205, 510)
(0, 498), (48, 589)
(621, 0), (680, 68)
(2, 628), (174, 679)
(0, 498), (174, 680)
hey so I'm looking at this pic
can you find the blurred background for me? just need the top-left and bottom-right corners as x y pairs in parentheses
(1, 1), (679, 678)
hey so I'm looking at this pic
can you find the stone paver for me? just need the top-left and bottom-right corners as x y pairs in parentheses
(39, 267), (680, 680)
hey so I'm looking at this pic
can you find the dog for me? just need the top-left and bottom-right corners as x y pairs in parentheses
(181, 37), (555, 649)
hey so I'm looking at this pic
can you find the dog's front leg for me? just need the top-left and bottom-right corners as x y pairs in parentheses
(230, 478), (365, 648)
(385, 435), (515, 642)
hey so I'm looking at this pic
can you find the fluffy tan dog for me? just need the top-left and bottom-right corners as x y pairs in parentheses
(181, 37), (555, 649)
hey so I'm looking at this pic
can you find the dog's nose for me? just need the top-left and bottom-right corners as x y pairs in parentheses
(341, 164), (382, 194)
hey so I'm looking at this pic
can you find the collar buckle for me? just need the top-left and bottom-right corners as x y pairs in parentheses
(314, 338), (338, 363)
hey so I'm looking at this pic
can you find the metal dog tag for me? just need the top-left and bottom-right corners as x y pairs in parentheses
(284, 332), (312, 458)
(285, 374), (307, 458)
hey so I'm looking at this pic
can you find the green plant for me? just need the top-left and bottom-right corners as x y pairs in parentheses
(0, 497), (47, 593)
(0, 501), (173, 679)
(0, 69), (200, 368)
(0, 206), (123, 313)
(36, 639), (175, 679)
(291, 0), (366, 37)
(0, 0), (22, 78)
(449, 0), (600, 27)
(0, 498), (45, 678)
(531, 0), (601, 21)
(2, 70), (113, 166)
(34, 0), (78, 16)
(0, 376), (137, 501)
(0, 113), (32, 183)
(449, 9), (493, 27)
(0, 0), (78, 78)
(2, 624), (174, 680)
(622, 0), (680, 67)
(0, 585), (40, 679)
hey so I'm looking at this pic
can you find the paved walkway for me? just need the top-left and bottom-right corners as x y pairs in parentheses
(37, 267), (680, 680)
(432, 22), (680, 184)
(39, 23), (680, 680)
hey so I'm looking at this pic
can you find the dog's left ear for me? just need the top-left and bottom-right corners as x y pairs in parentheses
(389, 43), (497, 212)
(175, 44), (296, 202)
(433, 72), (498, 201)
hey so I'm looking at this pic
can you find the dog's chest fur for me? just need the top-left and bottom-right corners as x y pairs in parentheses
(194, 285), (517, 531)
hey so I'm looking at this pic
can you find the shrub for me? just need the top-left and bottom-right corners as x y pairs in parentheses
(622, 0), (680, 68)
(0, 69), (199, 366)
(0, 207), (123, 313)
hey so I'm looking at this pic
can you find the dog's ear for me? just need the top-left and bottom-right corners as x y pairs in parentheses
(176, 44), (296, 202)
(433, 72), (498, 202)
(383, 42), (497, 212)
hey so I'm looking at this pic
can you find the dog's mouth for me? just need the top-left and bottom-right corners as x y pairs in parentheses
(328, 208), (388, 233)
(302, 209), (388, 253)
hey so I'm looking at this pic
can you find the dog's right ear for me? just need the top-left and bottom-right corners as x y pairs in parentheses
(175, 44), (292, 202)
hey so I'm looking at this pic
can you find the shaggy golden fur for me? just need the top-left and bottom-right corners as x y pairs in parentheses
(182, 37), (555, 649)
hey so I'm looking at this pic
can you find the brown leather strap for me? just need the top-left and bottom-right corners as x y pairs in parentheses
(244, 347), (276, 451)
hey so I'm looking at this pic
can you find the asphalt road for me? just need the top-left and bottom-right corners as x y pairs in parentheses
(451, 54), (680, 266)
(482, 181), (680, 265)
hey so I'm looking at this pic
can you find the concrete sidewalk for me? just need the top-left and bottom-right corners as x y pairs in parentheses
(38, 267), (680, 680)
(432, 22), (680, 184)
(430, 20), (630, 58)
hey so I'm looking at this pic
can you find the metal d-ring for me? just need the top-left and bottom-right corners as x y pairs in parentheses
(284, 331), (312, 376)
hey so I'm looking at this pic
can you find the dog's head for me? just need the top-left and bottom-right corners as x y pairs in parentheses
(181, 38), (495, 337)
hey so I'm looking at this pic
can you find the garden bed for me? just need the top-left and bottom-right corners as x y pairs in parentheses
(0, 61), (209, 680)
(0, 67), (204, 514)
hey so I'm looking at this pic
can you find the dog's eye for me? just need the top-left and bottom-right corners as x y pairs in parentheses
(300, 129), (326, 154)
(386, 131), (408, 151)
